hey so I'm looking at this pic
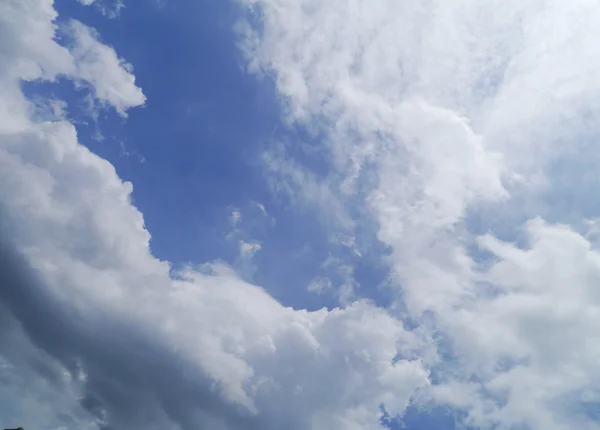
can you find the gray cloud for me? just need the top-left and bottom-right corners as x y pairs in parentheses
(0, 229), (259, 430)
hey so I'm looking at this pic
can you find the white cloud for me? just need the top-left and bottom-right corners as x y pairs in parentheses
(239, 240), (261, 259)
(320, 255), (359, 305)
(68, 21), (145, 114)
(307, 276), (331, 295)
(78, 0), (125, 19)
(253, 201), (268, 217)
(0, 1), (429, 429)
(430, 220), (600, 429)
(239, 0), (600, 428)
(0, 1), (142, 122)
(235, 240), (262, 279)
(230, 208), (242, 226)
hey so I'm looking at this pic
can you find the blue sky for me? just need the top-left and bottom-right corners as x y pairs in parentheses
(48, 0), (355, 313)
(53, 0), (387, 312)
(3, 0), (600, 429)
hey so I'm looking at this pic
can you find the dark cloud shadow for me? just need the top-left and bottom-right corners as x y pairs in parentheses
(0, 224), (262, 430)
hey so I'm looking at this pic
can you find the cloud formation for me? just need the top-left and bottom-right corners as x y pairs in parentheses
(5, 0), (600, 429)
(238, 0), (600, 428)
(0, 1), (429, 429)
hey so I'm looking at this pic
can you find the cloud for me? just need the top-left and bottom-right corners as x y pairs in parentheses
(230, 209), (242, 227)
(235, 240), (261, 279)
(238, 0), (600, 428)
(0, 1), (429, 429)
(67, 21), (145, 114)
(8, 0), (600, 429)
(431, 220), (600, 429)
(78, 0), (125, 19)
(0, 1), (142, 118)
(307, 277), (332, 295)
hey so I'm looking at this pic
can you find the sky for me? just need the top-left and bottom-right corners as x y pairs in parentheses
(2, 0), (600, 429)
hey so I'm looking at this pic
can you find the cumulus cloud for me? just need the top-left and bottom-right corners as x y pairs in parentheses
(0, 1), (429, 429)
(238, 0), (600, 428)
(7, 0), (600, 428)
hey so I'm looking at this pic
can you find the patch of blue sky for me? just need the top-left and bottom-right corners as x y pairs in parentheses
(43, 0), (395, 313)
(382, 404), (471, 430)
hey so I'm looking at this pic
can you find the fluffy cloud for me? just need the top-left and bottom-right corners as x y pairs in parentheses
(433, 220), (600, 430)
(6, 0), (600, 429)
(0, 1), (429, 429)
(239, 0), (600, 428)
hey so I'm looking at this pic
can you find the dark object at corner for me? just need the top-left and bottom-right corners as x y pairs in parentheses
(5, 427), (24, 430)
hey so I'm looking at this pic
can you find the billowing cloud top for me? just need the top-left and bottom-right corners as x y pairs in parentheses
(2, 1), (600, 430)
